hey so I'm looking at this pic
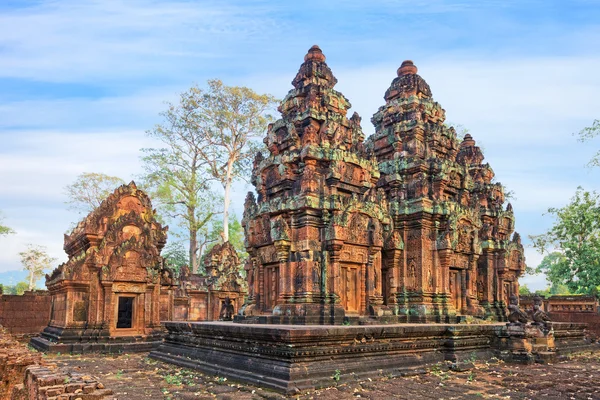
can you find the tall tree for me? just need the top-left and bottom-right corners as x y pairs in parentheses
(577, 119), (600, 167)
(161, 240), (189, 276)
(193, 80), (277, 241)
(142, 88), (221, 272)
(530, 187), (600, 294)
(64, 172), (125, 214)
(0, 211), (15, 236)
(19, 244), (57, 290)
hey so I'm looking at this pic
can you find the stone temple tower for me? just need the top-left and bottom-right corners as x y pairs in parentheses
(239, 50), (525, 325)
(370, 60), (525, 321)
(240, 46), (395, 324)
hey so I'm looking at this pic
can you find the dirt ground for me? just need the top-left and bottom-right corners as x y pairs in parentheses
(45, 350), (600, 400)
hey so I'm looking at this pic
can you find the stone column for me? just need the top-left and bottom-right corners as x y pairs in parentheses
(274, 239), (291, 303)
(327, 240), (343, 304)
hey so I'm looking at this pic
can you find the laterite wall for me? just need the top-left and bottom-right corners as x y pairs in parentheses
(0, 291), (52, 335)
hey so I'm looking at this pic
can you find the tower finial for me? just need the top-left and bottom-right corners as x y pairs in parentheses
(397, 60), (417, 76)
(304, 45), (326, 62)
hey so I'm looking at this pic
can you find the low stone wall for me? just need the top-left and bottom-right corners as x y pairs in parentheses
(0, 291), (52, 335)
(551, 313), (600, 338)
(0, 329), (112, 399)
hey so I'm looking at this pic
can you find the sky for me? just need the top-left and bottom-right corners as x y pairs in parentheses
(0, 0), (599, 290)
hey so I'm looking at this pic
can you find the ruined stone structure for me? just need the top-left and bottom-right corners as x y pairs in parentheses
(31, 182), (176, 353)
(174, 241), (246, 321)
(240, 46), (525, 324)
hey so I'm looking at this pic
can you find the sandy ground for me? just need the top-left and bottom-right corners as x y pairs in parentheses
(45, 350), (600, 400)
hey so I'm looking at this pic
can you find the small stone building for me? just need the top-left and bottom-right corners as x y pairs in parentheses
(30, 182), (176, 352)
(174, 242), (247, 321)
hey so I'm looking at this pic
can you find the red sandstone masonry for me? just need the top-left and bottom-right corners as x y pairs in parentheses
(0, 291), (52, 335)
(0, 329), (112, 399)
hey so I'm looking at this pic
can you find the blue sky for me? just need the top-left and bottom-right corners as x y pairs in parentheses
(1, 0), (599, 290)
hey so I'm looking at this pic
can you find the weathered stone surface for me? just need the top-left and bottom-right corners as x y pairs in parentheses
(0, 329), (112, 399)
(0, 290), (51, 335)
(30, 181), (175, 353)
(152, 321), (498, 393)
(150, 320), (594, 394)
(238, 46), (525, 324)
(369, 60), (525, 321)
(240, 45), (394, 324)
(174, 241), (247, 321)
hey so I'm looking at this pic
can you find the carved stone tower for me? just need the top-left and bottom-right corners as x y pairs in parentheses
(370, 60), (525, 321)
(240, 46), (394, 324)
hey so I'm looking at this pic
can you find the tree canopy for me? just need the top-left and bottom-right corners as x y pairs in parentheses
(0, 211), (15, 237)
(190, 80), (277, 242)
(142, 86), (221, 272)
(142, 80), (276, 270)
(64, 172), (125, 214)
(530, 187), (600, 294)
(19, 244), (56, 290)
(577, 119), (600, 167)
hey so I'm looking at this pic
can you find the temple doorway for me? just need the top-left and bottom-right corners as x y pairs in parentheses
(449, 270), (462, 312)
(264, 265), (279, 311)
(116, 297), (134, 329)
(340, 265), (359, 313)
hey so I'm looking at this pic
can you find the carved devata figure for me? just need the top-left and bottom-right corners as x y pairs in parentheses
(31, 182), (175, 353)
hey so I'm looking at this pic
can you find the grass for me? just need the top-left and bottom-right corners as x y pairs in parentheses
(332, 369), (341, 382)
(164, 374), (183, 386)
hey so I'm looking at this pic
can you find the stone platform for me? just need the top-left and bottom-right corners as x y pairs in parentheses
(150, 321), (592, 394)
(29, 326), (162, 354)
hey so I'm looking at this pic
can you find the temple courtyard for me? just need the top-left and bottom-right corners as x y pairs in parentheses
(45, 349), (600, 399)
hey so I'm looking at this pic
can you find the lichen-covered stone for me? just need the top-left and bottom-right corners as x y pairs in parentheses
(369, 60), (525, 321)
(239, 47), (525, 324)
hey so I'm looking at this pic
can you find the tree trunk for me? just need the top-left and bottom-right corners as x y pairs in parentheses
(223, 160), (234, 243)
(189, 206), (198, 273)
(28, 269), (35, 291)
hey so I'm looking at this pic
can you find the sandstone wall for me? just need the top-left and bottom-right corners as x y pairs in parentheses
(0, 291), (52, 335)
(550, 312), (600, 337)
(0, 329), (112, 399)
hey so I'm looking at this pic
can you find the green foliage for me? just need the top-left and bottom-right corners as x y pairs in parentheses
(64, 172), (125, 214)
(19, 244), (57, 291)
(518, 284), (531, 295)
(530, 187), (600, 295)
(162, 241), (188, 276)
(15, 281), (29, 295)
(142, 86), (223, 272)
(332, 369), (341, 382)
(0, 211), (15, 237)
(0, 281), (29, 295)
(577, 119), (600, 167)
(164, 374), (183, 386)
(206, 214), (247, 260)
(183, 80), (278, 242)
(531, 283), (572, 298)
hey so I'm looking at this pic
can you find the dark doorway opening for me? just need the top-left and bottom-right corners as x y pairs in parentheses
(117, 296), (134, 329)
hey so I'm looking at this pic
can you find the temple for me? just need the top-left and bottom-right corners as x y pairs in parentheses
(30, 182), (175, 352)
(174, 241), (247, 321)
(239, 47), (526, 324)
(370, 60), (526, 321)
(240, 45), (392, 324)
